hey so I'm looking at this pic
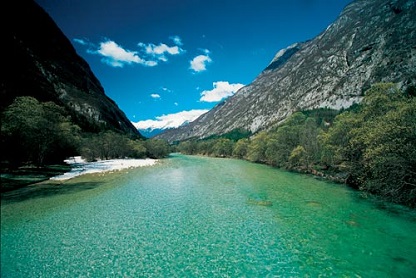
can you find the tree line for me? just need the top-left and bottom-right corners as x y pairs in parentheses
(0, 96), (170, 168)
(176, 83), (416, 207)
(2, 83), (414, 207)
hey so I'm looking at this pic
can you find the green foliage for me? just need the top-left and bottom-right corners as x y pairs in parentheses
(144, 139), (170, 158)
(300, 117), (321, 168)
(246, 131), (269, 163)
(232, 138), (249, 159)
(212, 138), (234, 157)
(302, 108), (339, 128)
(1, 96), (80, 166)
(1, 96), (171, 170)
(197, 140), (216, 155)
(264, 128), (292, 166)
(288, 145), (307, 168)
(320, 83), (415, 206)
(174, 83), (416, 207)
(360, 83), (402, 120)
(404, 85), (416, 98)
(79, 132), (170, 161)
(128, 140), (147, 158)
(80, 131), (135, 161)
(177, 140), (198, 155)
(353, 84), (415, 205)
(319, 111), (362, 170)
(263, 112), (314, 168)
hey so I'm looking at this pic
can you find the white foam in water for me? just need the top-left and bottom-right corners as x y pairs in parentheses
(50, 156), (158, 181)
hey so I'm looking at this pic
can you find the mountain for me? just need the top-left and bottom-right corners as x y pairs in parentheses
(1, 0), (140, 136)
(138, 128), (165, 138)
(156, 0), (416, 143)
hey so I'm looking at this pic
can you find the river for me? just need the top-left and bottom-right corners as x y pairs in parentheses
(1, 154), (416, 277)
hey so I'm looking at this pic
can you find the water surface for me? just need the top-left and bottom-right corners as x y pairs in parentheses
(2, 154), (416, 277)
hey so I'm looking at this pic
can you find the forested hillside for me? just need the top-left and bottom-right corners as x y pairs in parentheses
(176, 83), (416, 207)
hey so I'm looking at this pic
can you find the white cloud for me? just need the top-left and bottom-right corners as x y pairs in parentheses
(190, 54), (212, 72)
(96, 40), (157, 67)
(170, 35), (183, 46)
(141, 43), (180, 55)
(80, 37), (186, 68)
(150, 93), (161, 99)
(200, 81), (245, 102)
(132, 109), (209, 131)
(138, 42), (184, 62)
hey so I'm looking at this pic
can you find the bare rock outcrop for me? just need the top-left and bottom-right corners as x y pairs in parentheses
(157, 0), (416, 142)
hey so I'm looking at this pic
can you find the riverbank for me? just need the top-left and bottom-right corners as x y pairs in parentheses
(1, 164), (72, 192)
(50, 156), (158, 181)
(1, 157), (158, 192)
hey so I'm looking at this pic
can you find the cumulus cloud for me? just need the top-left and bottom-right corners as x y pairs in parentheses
(200, 81), (245, 102)
(95, 40), (157, 67)
(150, 93), (161, 99)
(138, 35), (184, 62)
(79, 36), (186, 68)
(132, 109), (209, 131)
(190, 49), (212, 72)
(138, 42), (184, 62)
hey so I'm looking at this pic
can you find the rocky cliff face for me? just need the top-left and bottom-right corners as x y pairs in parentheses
(157, 0), (416, 143)
(1, 0), (140, 136)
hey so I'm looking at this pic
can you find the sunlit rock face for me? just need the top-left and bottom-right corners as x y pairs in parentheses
(157, 0), (416, 143)
(2, 0), (140, 136)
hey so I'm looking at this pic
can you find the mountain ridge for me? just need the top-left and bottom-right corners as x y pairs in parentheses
(2, 0), (140, 136)
(156, 0), (416, 143)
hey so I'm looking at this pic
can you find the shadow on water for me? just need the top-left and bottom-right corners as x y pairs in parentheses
(351, 190), (416, 222)
(1, 181), (102, 204)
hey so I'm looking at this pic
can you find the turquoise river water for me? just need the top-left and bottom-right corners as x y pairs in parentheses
(1, 154), (416, 277)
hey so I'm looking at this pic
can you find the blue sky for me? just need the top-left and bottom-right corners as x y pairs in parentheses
(35, 0), (352, 132)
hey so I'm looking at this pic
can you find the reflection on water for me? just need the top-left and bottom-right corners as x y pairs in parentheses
(1, 154), (416, 277)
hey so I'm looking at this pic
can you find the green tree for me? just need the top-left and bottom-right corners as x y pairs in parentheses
(178, 140), (198, 155)
(360, 83), (402, 120)
(300, 117), (321, 169)
(80, 131), (139, 161)
(212, 138), (233, 157)
(246, 131), (269, 163)
(264, 113), (306, 167)
(145, 139), (170, 158)
(1, 96), (80, 166)
(128, 139), (147, 158)
(357, 85), (416, 205)
(232, 138), (249, 159)
(320, 82), (416, 206)
(265, 126), (296, 167)
(288, 145), (307, 169)
(319, 111), (362, 171)
(196, 140), (215, 155)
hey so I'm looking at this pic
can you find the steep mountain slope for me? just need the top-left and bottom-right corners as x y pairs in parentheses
(157, 0), (416, 143)
(1, 0), (140, 136)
